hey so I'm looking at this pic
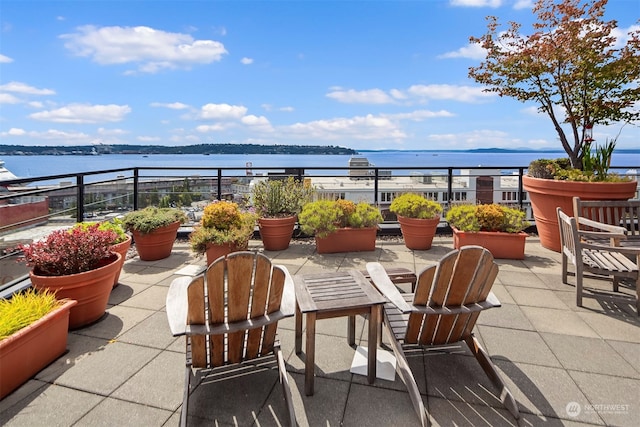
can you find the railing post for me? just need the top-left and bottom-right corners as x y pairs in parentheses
(518, 167), (525, 211)
(133, 169), (139, 210)
(76, 174), (84, 222)
(373, 168), (379, 205)
(447, 168), (454, 208)
(217, 169), (222, 200)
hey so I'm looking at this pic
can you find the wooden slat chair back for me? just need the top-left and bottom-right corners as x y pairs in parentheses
(573, 197), (640, 244)
(366, 246), (519, 426)
(166, 251), (296, 426)
(557, 207), (639, 314)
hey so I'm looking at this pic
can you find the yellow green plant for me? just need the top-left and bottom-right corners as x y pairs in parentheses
(446, 203), (529, 233)
(298, 200), (382, 238)
(390, 193), (442, 219)
(0, 288), (61, 340)
(189, 200), (257, 254)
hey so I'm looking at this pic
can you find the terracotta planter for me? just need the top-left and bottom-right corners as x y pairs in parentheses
(0, 299), (77, 399)
(523, 176), (637, 252)
(29, 253), (121, 329)
(132, 221), (181, 261)
(258, 216), (297, 251)
(452, 227), (528, 260)
(205, 242), (248, 265)
(111, 234), (132, 288)
(397, 215), (440, 250)
(315, 227), (377, 254)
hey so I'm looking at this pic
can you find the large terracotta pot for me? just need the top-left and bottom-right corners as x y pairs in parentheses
(205, 241), (248, 265)
(315, 227), (377, 254)
(29, 253), (121, 329)
(452, 227), (528, 260)
(111, 234), (132, 288)
(0, 299), (77, 399)
(132, 221), (181, 261)
(258, 216), (297, 251)
(523, 176), (637, 252)
(397, 215), (440, 250)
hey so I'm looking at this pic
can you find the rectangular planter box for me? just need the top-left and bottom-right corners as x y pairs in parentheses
(0, 299), (76, 399)
(452, 228), (527, 260)
(315, 227), (378, 254)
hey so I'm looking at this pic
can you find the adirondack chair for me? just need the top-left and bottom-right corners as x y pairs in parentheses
(166, 251), (296, 426)
(557, 208), (639, 314)
(366, 246), (519, 426)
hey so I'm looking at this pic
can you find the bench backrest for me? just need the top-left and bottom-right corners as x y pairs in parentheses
(573, 197), (640, 238)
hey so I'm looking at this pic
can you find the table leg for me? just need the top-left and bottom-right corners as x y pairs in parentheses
(305, 312), (317, 396)
(367, 305), (381, 384)
(347, 315), (356, 346)
(295, 303), (303, 354)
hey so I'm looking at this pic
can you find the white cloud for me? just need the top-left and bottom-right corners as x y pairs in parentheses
(407, 84), (494, 102)
(384, 110), (456, 121)
(513, 0), (533, 10)
(450, 0), (502, 7)
(0, 54), (13, 63)
(29, 103), (131, 123)
(240, 57), (254, 65)
(241, 115), (273, 132)
(97, 127), (128, 135)
(0, 93), (20, 104)
(283, 114), (406, 141)
(428, 129), (519, 149)
(326, 88), (395, 104)
(0, 128), (90, 143)
(196, 123), (234, 132)
(150, 102), (190, 110)
(137, 136), (161, 142)
(4, 128), (26, 136)
(439, 42), (486, 60)
(200, 103), (247, 120)
(0, 81), (55, 95)
(279, 106), (294, 112)
(60, 25), (228, 73)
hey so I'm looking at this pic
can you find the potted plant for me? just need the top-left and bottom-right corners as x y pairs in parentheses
(72, 219), (131, 287)
(18, 224), (121, 329)
(122, 206), (188, 261)
(298, 199), (382, 253)
(189, 200), (257, 264)
(390, 193), (443, 250)
(0, 288), (77, 399)
(469, 0), (639, 252)
(252, 176), (315, 251)
(446, 203), (530, 259)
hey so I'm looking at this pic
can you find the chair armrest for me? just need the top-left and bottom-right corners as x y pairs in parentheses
(577, 217), (628, 236)
(165, 276), (193, 336)
(366, 262), (412, 313)
(582, 241), (640, 257)
(276, 264), (296, 317)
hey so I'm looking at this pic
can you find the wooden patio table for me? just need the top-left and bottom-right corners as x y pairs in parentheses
(294, 269), (388, 396)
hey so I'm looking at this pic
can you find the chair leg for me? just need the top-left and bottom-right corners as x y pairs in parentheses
(180, 365), (193, 427)
(274, 345), (296, 426)
(464, 335), (520, 420)
(576, 265), (584, 307)
(561, 253), (569, 284)
(385, 323), (429, 427)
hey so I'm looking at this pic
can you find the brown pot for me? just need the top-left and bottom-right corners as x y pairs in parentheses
(205, 241), (248, 265)
(397, 215), (440, 250)
(0, 299), (77, 399)
(132, 221), (181, 261)
(110, 234), (132, 288)
(523, 176), (637, 252)
(258, 216), (297, 251)
(315, 227), (377, 254)
(452, 227), (528, 260)
(29, 253), (121, 329)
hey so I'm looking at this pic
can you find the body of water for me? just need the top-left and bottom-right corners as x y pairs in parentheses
(3, 150), (639, 180)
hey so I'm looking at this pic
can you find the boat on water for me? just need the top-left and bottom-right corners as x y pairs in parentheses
(0, 160), (18, 181)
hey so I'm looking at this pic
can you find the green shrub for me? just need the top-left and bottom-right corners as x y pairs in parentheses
(446, 203), (529, 233)
(0, 289), (60, 340)
(121, 207), (187, 234)
(252, 176), (315, 217)
(189, 200), (257, 254)
(389, 193), (442, 219)
(298, 200), (382, 238)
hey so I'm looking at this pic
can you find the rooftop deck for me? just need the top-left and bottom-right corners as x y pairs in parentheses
(1, 236), (638, 426)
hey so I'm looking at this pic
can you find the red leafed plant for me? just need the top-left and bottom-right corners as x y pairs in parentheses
(19, 224), (118, 276)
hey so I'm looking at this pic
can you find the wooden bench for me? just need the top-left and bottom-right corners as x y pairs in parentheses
(361, 266), (417, 292)
(573, 197), (640, 247)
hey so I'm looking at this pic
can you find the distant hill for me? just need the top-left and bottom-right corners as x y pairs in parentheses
(0, 143), (357, 156)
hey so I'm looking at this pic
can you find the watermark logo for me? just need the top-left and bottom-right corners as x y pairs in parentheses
(566, 401), (630, 417)
(566, 402), (581, 417)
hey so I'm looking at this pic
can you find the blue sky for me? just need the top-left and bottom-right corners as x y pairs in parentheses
(1, 0), (638, 151)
